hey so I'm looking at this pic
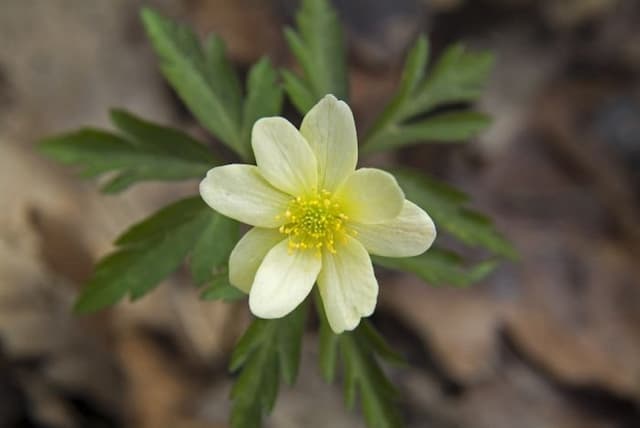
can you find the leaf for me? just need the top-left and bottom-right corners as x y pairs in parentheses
(74, 197), (212, 313)
(281, 70), (316, 114)
(241, 58), (283, 152)
(229, 303), (308, 428)
(141, 8), (248, 159)
(318, 308), (340, 382)
(373, 247), (498, 287)
(357, 321), (406, 366)
(110, 109), (215, 160)
(39, 111), (216, 193)
(190, 213), (238, 285)
(277, 304), (308, 385)
(283, 0), (348, 112)
(363, 37), (495, 153)
(340, 329), (403, 428)
(395, 168), (517, 259)
(364, 36), (429, 144)
(364, 111), (491, 153)
(405, 43), (495, 117)
(116, 197), (205, 246)
(200, 274), (246, 302)
(319, 320), (402, 427)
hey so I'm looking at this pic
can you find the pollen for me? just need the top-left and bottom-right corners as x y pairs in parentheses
(278, 190), (349, 254)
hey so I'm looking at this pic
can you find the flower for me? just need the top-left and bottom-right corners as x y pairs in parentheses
(200, 94), (436, 333)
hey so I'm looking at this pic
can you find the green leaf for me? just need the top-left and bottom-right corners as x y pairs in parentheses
(340, 330), (403, 428)
(364, 36), (429, 144)
(357, 321), (406, 366)
(241, 58), (283, 152)
(318, 309), (340, 383)
(110, 109), (215, 159)
(230, 303), (308, 428)
(40, 111), (216, 193)
(395, 168), (517, 259)
(277, 304), (308, 385)
(281, 70), (316, 115)
(200, 274), (246, 302)
(364, 111), (491, 153)
(373, 247), (499, 287)
(284, 0), (348, 112)
(74, 197), (211, 313)
(190, 213), (238, 285)
(141, 8), (248, 159)
(363, 37), (494, 153)
(319, 320), (402, 427)
(405, 43), (495, 117)
(315, 296), (403, 428)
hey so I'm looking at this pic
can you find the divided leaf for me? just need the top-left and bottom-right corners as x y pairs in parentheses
(74, 197), (237, 313)
(141, 8), (247, 158)
(395, 168), (516, 259)
(74, 197), (210, 312)
(40, 110), (216, 193)
(242, 58), (284, 152)
(200, 273), (246, 302)
(340, 330), (403, 428)
(370, 112), (491, 151)
(406, 43), (495, 115)
(318, 314), (404, 428)
(229, 303), (308, 428)
(141, 8), (284, 160)
(283, 0), (348, 113)
(373, 248), (498, 287)
(363, 37), (495, 153)
(190, 213), (238, 285)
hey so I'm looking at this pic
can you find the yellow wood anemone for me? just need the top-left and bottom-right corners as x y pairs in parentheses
(200, 95), (436, 333)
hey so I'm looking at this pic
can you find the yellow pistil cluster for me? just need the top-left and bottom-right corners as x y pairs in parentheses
(278, 190), (349, 254)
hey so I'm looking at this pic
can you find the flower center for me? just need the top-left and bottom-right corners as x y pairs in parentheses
(278, 190), (348, 254)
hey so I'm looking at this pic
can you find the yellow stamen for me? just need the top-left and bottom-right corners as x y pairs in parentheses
(278, 190), (350, 255)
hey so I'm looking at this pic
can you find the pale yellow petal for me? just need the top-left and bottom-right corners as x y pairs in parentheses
(249, 241), (321, 318)
(352, 200), (436, 257)
(229, 227), (285, 293)
(336, 168), (404, 224)
(300, 94), (357, 191)
(252, 117), (318, 195)
(318, 236), (378, 333)
(200, 164), (290, 228)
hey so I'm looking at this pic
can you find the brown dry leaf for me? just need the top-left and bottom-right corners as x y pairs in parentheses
(381, 278), (503, 384)
(117, 330), (194, 428)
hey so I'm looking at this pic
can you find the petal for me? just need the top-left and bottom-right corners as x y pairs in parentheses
(318, 236), (378, 333)
(300, 94), (358, 191)
(352, 200), (436, 257)
(252, 117), (318, 195)
(200, 164), (290, 228)
(336, 168), (404, 224)
(249, 241), (321, 318)
(229, 227), (286, 293)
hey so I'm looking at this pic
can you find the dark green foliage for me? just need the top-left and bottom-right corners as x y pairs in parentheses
(229, 303), (308, 428)
(395, 169), (516, 259)
(74, 197), (237, 312)
(40, 110), (217, 193)
(283, 0), (348, 113)
(141, 9), (282, 161)
(373, 248), (499, 287)
(190, 214), (238, 285)
(363, 36), (495, 153)
(200, 273), (246, 302)
(319, 314), (404, 428)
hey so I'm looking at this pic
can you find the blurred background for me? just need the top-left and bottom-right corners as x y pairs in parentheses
(2, 0), (640, 427)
